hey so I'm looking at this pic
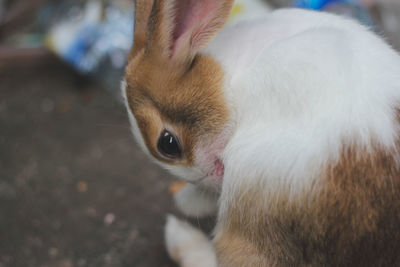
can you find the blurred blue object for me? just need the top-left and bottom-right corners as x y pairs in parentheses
(294, 0), (375, 28)
(295, 0), (338, 10)
(44, 1), (133, 97)
(64, 25), (101, 72)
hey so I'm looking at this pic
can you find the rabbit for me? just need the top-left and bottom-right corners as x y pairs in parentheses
(122, 0), (400, 266)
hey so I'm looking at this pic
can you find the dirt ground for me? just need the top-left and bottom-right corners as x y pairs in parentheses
(0, 63), (215, 267)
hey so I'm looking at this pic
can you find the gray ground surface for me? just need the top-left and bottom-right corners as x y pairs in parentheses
(0, 64), (214, 267)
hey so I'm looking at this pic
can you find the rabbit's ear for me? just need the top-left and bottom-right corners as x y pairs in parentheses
(129, 0), (154, 59)
(146, 0), (234, 66)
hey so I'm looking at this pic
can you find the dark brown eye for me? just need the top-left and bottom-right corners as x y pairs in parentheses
(157, 130), (182, 159)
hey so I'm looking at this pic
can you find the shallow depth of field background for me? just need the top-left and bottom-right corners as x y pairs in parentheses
(1, 0), (399, 266)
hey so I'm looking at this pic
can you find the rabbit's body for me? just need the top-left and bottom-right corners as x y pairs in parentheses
(201, 9), (400, 266)
(124, 1), (400, 266)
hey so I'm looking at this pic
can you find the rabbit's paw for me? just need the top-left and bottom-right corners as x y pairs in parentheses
(165, 215), (217, 267)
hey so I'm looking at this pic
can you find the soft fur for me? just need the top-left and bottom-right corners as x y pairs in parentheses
(123, 1), (400, 266)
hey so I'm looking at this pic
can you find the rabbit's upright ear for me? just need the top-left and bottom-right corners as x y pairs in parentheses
(146, 0), (234, 66)
(129, 0), (154, 59)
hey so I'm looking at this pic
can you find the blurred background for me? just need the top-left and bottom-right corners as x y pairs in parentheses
(1, 0), (399, 266)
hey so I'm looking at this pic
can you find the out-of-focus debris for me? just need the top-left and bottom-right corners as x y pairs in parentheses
(168, 181), (187, 195)
(43, 0), (134, 98)
(76, 181), (88, 193)
(104, 213), (115, 226)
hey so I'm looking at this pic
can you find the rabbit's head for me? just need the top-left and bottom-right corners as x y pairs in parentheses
(123, 0), (234, 189)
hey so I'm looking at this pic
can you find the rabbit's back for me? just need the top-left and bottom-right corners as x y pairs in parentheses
(206, 9), (400, 195)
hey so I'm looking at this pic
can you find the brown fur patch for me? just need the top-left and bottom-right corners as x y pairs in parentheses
(215, 229), (271, 267)
(129, 0), (154, 60)
(215, 142), (400, 266)
(125, 52), (229, 166)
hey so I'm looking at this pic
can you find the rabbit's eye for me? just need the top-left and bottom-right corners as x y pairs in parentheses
(157, 130), (182, 159)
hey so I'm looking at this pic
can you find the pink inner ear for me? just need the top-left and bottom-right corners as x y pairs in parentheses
(171, 0), (219, 58)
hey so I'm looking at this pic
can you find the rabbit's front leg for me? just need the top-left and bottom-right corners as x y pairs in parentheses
(165, 215), (217, 267)
(174, 184), (219, 218)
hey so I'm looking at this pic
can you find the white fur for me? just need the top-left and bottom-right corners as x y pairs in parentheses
(165, 215), (217, 267)
(203, 9), (400, 214)
(174, 184), (219, 218)
(124, 8), (400, 205)
(121, 80), (150, 157)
